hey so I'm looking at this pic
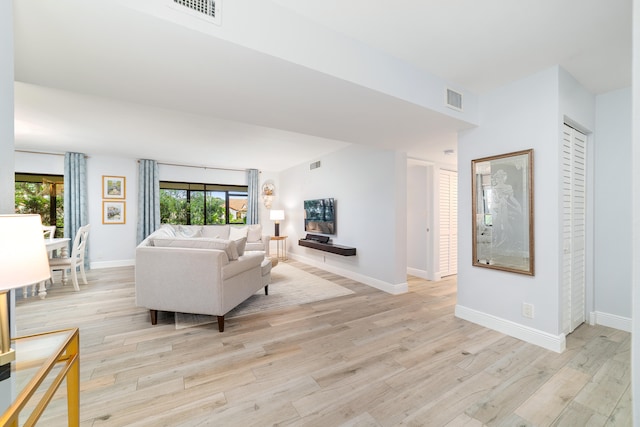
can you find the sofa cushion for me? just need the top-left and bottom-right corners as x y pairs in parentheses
(151, 237), (239, 260)
(245, 242), (265, 252)
(223, 252), (264, 280)
(246, 224), (262, 242)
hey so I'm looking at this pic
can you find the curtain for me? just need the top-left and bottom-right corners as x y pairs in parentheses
(246, 169), (259, 225)
(64, 152), (89, 269)
(137, 159), (160, 244)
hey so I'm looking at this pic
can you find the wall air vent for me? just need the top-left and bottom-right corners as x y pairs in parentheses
(446, 88), (463, 112)
(310, 161), (321, 170)
(171, 0), (221, 25)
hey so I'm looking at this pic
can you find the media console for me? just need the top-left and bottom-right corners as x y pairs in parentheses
(298, 234), (356, 256)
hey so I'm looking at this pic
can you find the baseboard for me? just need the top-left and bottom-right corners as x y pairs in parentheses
(290, 253), (408, 295)
(90, 259), (135, 269)
(591, 311), (632, 332)
(407, 267), (429, 280)
(455, 304), (566, 353)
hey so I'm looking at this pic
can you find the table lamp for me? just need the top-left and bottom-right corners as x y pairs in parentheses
(0, 215), (51, 366)
(269, 210), (285, 237)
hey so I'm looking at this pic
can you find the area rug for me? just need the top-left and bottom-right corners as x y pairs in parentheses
(175, 262), (354, 329)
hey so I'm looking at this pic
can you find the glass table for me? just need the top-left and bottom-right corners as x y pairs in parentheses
(0, 328), (80, 426)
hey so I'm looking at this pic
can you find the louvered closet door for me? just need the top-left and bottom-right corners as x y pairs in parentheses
(439, 170), (458, 277)
(562, 124), (587, 334)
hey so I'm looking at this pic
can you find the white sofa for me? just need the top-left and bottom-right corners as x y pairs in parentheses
(135, 224), (272, 332)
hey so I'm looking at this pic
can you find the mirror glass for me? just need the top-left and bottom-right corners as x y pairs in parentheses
(472, 149), (534, 275)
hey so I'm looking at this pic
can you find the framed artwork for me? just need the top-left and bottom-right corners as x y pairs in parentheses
(103, 201), (126, 224)
(472, 149), (534, 275)
(103, 176), (126, 199)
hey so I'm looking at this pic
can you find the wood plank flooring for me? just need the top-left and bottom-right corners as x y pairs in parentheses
(14, 261), (631, 426)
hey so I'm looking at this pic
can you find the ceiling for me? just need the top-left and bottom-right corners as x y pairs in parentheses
(12, 0), (632, 172)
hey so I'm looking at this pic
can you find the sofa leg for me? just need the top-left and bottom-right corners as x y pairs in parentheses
(150, 309), (158, 325)
(265, 285), (269, 295)
(217, 315), (225, 332)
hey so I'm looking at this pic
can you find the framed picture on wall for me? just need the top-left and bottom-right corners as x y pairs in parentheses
(103, 201), (126, 224)
(102, 175), (126, 199)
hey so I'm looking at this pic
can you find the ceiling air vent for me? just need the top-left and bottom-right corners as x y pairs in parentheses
(171, 0), (221, 25)
(446, 88), (463, 112)
(310, 161), (321, 170)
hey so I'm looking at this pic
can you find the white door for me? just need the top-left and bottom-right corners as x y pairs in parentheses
(562, 124), (587, 334)
(439, 170), (458, 277)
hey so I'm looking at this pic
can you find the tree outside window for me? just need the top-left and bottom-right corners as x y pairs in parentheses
(14, 173), (64, 237)
(160, 181), (247, 226)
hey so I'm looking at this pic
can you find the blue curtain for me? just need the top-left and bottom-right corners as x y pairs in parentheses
(64, 152), (89, 269)
(137, 159), (160, 244)
(246, 169), (259, 225)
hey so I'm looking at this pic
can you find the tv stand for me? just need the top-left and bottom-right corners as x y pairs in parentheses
(299, 235), (356, 256)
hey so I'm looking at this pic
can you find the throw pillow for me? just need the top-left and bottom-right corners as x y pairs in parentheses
(229, 226), (248, 240)
(176, 225), (202, 238)
(246, 224), (262, 242)
(158, 225), (177, 237)
(234, 237), (247, 256)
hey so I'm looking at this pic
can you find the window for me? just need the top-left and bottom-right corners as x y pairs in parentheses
(15, 173), (64, 237)
(160, 181), (248, 225)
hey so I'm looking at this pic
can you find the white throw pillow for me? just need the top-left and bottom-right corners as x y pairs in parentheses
(176, 225), (202, 238)
(246, 224), (262, 242)
(158, 225), (177, 237)
(229, 226), (248, 240)
(234, 237), (247, 256)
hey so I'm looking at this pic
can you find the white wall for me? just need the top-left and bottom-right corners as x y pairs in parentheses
(594, 88), (632, 329)
(407, 161), (429, 277)
(279, 144), (408, 294)
(631, 0), (639, 422)
(0, 0), (14, 407)
(457, 66), (596, 352)
(0, 0), (13, 214)
(88, 156), (138, 267)
(407, 160), (446, 281)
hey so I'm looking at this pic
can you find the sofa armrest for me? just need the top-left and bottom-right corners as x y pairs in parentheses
(263, 235), (271, 257)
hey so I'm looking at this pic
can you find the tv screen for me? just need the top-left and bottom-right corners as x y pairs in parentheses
(304, 198), (335, 235)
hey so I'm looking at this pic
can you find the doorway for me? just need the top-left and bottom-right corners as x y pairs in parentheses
(561, 124), (587, 334)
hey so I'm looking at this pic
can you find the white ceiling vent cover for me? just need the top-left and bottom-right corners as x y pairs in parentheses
(171, 0), (221, 25)
(446, 88), (463, 112)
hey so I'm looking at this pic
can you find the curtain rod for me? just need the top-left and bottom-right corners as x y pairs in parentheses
(146, 160), (259, 173)
(16, 149), (90, 158)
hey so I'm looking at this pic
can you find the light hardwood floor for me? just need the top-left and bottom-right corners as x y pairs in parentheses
(14, 261), (631, 426)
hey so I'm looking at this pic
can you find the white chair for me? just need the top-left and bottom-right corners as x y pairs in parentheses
(49, 224), (90, 291)
(42, 225), (56, 239)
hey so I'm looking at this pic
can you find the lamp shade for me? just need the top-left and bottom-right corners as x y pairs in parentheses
(269, 210), (285, 221)
(0, 215), (51, 290)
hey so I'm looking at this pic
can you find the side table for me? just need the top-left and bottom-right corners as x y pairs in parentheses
(271, 235), (288, 261)
(1, 328), (80, 426)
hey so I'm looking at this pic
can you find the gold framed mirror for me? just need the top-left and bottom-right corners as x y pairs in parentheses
(472, 149), (534, 275)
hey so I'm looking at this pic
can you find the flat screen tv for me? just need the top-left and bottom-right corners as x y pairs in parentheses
(304, 198), (335, 235)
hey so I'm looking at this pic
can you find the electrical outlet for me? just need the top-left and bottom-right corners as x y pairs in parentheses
(522, 303), (534, 319)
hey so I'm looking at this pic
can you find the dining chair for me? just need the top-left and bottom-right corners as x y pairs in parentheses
(48, 224), (91, 291)
(42, 225), (56, 240)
